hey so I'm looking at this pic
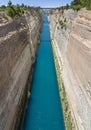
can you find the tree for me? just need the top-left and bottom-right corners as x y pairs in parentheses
(8, 0), (12, 7)
(14, 4), (21, 15)
(65, 4), (69, 10)
(71, 0), (81, 5)
(6, 1), (16, 17)
(6, 7), (16, 17)
(21, 3), (24, 8)
(71, 0), (91, 10)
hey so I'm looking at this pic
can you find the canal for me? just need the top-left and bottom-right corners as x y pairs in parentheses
(23, 15), (65, 130)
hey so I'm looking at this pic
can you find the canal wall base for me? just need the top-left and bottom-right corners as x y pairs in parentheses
(49, 9), (91, 130)
(51, 39), (75, 130)
(0, 10), (43, 130)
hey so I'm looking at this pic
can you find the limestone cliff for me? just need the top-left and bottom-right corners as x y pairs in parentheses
(49, 9), (91, 130)
(0, 10), (42, 130)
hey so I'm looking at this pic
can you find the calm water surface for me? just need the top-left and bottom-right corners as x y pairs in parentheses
(23, 15), (65, 130)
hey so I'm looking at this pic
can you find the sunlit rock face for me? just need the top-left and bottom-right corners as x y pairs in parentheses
(0, 10), (42, 130)
(49, 8), (91, 130)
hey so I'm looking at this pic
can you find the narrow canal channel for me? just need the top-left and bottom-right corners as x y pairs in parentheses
(23, 15), (65, 130)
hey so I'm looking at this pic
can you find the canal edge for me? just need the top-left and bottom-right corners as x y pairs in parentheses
(50, 31), (75, 130)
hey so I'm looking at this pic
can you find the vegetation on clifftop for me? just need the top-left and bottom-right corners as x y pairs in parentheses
(54, 0), (91, 11)
(0, 1), (25, 17)
(0, 1), (42, 18)
(70, 0), (91, 10)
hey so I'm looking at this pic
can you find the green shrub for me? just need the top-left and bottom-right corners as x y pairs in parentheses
(64, 23), (67, 30)
(28, 91), (31, 98)
(64, 17), (67, 22)
(14, 4), (21, 16)
(6, 6), (16, 17)
(70, 0), (91, 10)
(0, 5), (6, 11)
(86, 2), (91, 10)
(59, 20), (62, 25)
(57, 26), (59, 30)
(71, 4), (82, 11)
(59, 20), (67, 30)
(20, 8), (24, 15)
(6, 1), (25, 18)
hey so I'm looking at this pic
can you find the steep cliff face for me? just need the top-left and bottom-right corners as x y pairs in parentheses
(0, 10), (42, 130)
(49, 9), (91, 130)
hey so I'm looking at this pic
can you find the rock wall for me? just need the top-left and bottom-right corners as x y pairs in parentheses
(49, 9), (91, 130)
(0, 10), (42, 130)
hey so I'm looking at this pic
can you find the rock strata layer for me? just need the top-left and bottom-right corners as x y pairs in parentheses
(0, 10), (42, 130)
(49, 9), (91, 130)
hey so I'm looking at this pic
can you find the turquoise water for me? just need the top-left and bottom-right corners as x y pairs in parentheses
(23, 15), (65, 130)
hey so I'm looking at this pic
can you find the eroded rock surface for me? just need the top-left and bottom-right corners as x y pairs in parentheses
(49, 9), (91, 130)
(0, 10), (42, 130)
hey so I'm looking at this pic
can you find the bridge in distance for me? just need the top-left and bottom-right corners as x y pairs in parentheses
(40, 7), (55, 9)
(40, 7), (56, 14)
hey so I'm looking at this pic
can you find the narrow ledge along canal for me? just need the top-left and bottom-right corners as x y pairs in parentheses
(23, 15), (65, 130)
